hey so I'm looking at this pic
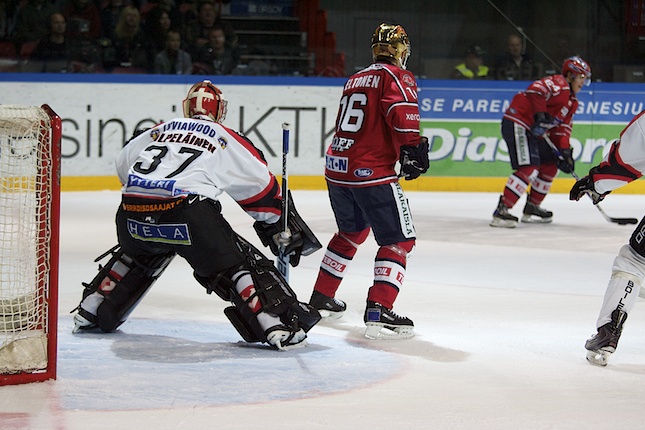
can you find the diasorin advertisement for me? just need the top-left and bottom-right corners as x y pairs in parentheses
(0, 74), (642, 191)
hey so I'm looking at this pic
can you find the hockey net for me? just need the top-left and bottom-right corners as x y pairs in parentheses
(0, 105), (61, 385)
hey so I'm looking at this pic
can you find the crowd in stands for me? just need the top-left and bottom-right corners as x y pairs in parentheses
(0, 0), (242, 74)
(452, 34), (549, 81)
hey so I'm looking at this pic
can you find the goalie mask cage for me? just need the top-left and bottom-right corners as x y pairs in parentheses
(0, 105), (61, 385)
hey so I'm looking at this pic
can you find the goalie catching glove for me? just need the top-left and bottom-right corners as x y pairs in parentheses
(569, 168), (610, 204)
(399, 136), (430, 181)
(254, 191), (322, 267)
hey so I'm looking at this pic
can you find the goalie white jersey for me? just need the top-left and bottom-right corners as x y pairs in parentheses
(116, 116), (282, 224)
(592, 110), (645, 194)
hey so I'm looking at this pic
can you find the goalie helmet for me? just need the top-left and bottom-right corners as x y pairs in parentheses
(371, 23), (411, 70)
(182, 80), (228, 123)
(562, 56), (592, 85)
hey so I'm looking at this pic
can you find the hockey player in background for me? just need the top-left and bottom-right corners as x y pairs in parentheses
(307, 23), (429, 339)
(490, 56), (592, 227)
(570, 110), (645, 366)
(72, 80), (321, 351)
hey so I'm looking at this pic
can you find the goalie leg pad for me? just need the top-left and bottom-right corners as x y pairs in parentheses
(215, 235), (322, 345)
(75, 246), (175, 332)
(238, 235), (321, 332)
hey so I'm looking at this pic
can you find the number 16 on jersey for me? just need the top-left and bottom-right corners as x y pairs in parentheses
(276, 123), (291, 281)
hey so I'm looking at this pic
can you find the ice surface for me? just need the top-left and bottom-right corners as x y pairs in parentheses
(2, 189), (645, 429)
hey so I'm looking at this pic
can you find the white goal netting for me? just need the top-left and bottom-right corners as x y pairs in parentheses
(0, 106), (55, 376)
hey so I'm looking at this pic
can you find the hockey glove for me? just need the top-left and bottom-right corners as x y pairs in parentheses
(529, 112), (556, 137)
(253, 221), (304, 261)
(569, 173), (609, 204)
(399, 137), (430, 181)
(556, 147), (575, 174)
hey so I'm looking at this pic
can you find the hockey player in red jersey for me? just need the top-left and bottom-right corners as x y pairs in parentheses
(490, 56), (591, 227)
(308, 23), (429, 339)
(71, 80), (321, 350)
(571, 110), (645, 366)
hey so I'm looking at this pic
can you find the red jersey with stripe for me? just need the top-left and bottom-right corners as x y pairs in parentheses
(503, 74), (579, 150)
(116, 116), (282, 224)
(592, 110), (645, 194)
(325, 61), (422, 187)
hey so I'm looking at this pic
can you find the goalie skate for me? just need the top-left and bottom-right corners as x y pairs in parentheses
(72, 311), (98, 334)
(265, 325), (308, 351)
(363, 301), (414, 340)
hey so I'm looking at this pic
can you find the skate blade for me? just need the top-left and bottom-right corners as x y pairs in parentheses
(274, 338), (308, 351)
(489, 218), (517, 228)
(268, 329), (308, 351)
(586, 348), (613, 366)
(521, 214), (553, 224)
(318, 309), (345, 320)
(364, 323), (415, 340)
(72, 314), (98, 334)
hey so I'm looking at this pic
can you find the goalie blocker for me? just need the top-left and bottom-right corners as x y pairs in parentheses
(253, 190), (322, 267)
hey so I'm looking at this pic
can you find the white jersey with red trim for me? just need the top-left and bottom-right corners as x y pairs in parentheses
(116, 116), (281, 224)
(324, 61), (422, 187)
(592, 110), (645, 194)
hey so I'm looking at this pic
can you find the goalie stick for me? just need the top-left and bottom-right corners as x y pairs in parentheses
(276, 123), (291, 281)
(544, 135), (638, 225)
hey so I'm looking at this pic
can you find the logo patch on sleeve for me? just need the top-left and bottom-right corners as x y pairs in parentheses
(127, 219), (191, 245)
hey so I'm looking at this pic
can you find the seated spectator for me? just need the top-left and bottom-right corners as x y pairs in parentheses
(142, 0), (181, 29)
(0, 0), (12, 40)
(452, 45), (489, 79)
(183, 0), (217, 52)
(28, 12), (71, 72)
(104, 5), (153, 71)
(100, 0), (128, 41)
(153, 29), (191, 74)
(145, 7), (174, 55)
(192, 24), (238, 75)
(12, 0), (58, 46)
(60, 0), (102, 40)
(493, 34), (538, 81)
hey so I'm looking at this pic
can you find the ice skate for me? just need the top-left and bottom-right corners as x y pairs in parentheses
(72, 309), (98, 333)
(585, 309), (628, 366)
(363, 301), (414, 340)
(490, 196), (518, 228)
(521, 201), (553, 223)
(265, 325), (307, 351)
(309, 290), (346, 320)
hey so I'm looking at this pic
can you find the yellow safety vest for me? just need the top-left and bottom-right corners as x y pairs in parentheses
(455, 63), (489, 79)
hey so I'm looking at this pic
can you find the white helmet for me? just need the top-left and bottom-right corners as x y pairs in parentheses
(182, 80), (228, 123)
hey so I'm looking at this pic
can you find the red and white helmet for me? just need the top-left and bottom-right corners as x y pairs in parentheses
(182, 80), (228, 123)
(562, 56), (592, 85)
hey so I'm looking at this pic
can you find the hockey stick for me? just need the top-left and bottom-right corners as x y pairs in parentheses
(543, 135), (638, 225)
(276, 122), (291, 281)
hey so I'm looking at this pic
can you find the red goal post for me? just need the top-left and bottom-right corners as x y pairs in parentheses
(0, 104), (61, 385)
